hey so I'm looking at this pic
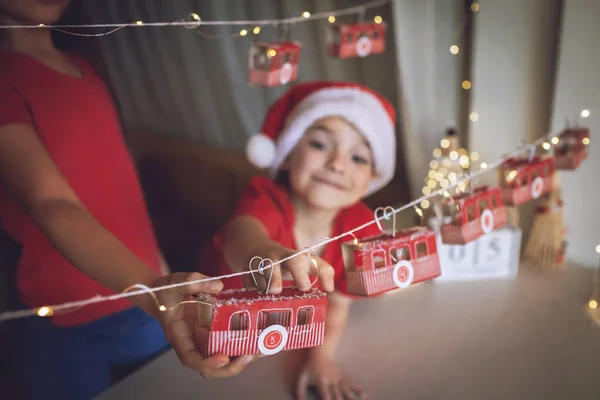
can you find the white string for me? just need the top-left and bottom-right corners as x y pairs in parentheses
(0, 0), (391, 30)
(0, 132), (555, 323)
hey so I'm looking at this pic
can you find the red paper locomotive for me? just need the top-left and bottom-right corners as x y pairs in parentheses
(327, 22), (386, 59)
(438, 186), (508, 245)
(553, 127), (590, 170)
(248, 41), (301, 87)
(342, 214), (441, 297)
(496, 156), (555, 206)
(185, 286), (327, 357)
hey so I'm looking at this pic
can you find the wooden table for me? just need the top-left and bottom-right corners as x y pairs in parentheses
(97, 263), (600, 400)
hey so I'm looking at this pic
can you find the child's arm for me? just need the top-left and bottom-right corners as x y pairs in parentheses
(221, 215), (335, 293)
(296, 292), (365, 400)
(0, 123), (255, 378)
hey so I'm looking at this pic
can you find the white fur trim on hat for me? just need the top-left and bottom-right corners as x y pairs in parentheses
(246, 133), (276, 169)
(270, 87), (396, 195)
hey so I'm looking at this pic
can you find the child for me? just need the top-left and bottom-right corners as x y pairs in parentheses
(0, 1), (256, 398)
(202, 81), (397, 399)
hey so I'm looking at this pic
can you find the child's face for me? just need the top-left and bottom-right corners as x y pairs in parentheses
(283, 116), (375, 211)
(0, 0), (69, 24)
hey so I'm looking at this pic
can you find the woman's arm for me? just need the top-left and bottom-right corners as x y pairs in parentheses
(0, 123), (161, 315)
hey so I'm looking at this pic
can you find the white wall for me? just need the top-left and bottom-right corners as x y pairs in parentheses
(468, 0), (562, 244)
(392, 0), (463, 198)
(550, 0), (600, 267)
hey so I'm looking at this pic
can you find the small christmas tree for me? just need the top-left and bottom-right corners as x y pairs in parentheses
(420, 127), (480, 224)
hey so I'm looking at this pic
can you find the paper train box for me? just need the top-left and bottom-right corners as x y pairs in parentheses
(432, 221), (522, 282)
(327, 22), (387, 59)
(554, 128), (590, 170)
(341, 227), (442, 297)
(438, 185), (508, 245)
(185, 287), (327, 357)
(496, 156), (555, 206)
(248, 41), (301, 87)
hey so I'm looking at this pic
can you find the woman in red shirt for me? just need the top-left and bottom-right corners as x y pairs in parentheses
(0, 1), (255, 398)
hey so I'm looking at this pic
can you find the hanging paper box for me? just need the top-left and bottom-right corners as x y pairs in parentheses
(553, 127), (590, 170)
(341, 226), (442, 297)
(431, 218), (522, 281)
(248, 41), (301, 87)
(437, 185), (508, 245)
(327, 22), (386, 59)
(185, 287), (327, 357)
(496, 156), (555, 206)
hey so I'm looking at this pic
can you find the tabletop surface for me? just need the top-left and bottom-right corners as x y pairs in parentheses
(97, 263), (600, 400)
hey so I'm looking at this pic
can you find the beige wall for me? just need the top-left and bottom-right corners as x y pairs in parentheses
(550, 0), (600, 267)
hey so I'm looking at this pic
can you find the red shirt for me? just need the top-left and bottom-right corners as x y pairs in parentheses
(0, 51), (162, 326)
(201, 177), (381, 296)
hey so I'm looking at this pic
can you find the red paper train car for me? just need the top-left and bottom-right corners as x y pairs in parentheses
(341, 227), (441, 297)
(186, 287), (327, 357)
(497, 156), (555, 206)
(327, 22), (386, 59)
(554, 127), (590, 170)
(248, 41), (301, 87)
(439, 185), (508, 245)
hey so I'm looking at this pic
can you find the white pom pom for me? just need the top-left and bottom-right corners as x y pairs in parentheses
(246, 134), (276, 169)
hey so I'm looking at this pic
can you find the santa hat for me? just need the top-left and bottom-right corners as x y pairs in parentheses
(246, 81), (396, 195)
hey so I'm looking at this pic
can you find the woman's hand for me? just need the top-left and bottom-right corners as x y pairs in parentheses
(151, 272), (260, 378)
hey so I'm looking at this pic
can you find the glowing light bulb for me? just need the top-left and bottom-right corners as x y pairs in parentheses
(439, 167), (448, 175)
(240, 29), (248, 36)
(433, 148), (442, 157)
(253, 26), (261, 34)
(302, 11), (311, 18)
(135, 20), (143, 25)
(441, 179), (450, 188)
(480, 162), (488, 169)
(450, 45), (459, 55)
(435, 172), (444, 181)
(428, 179), (437, 189)
(596, 244), (600, 253)
(190, 13), (201, 21)
(459, 155), (470, 168)
(458, 148), (468, 156)
(159, 305), (167, 312)
(443, 191), (450, 197)
(328, 16), (336, 23)
(441, 138), (450, 148)
(583, 137), (590, 145)
(37, 306), (53, 317)
(422, 187), (432, 195)
(470, 152), (480, 161)
(590, 300), (598, 309)
(469, 112), (479, 122)
(551, 137), (559, 145)
(374, 16), (383, 24)
(448, 172), (457, 181)
(507, 170), (518, 181)
(267, 49), (277, 57)
(429, 170), (437, 179)
(581, 109), (590, 118)
(449, 151), (459, 160)
(542, 142), (551, 150)
(471, 3), (480, 12)
(430, 160), (439, 169)
(419, 201), (429, 210)
(462, 80), (472, 90)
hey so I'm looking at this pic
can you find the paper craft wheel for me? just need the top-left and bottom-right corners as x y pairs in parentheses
(393, 260), (414, 289)
(531, 176), (544, 199)
(258, 325), (288, 355)
(279, 63), (293, 85)
(480, 208), (494, 234)
(356, 36), (372, 57)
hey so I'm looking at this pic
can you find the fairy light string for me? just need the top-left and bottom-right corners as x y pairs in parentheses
(0, 133), (561, 323)
(0, 0), (392, 37)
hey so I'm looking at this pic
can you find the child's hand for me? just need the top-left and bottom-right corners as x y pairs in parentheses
(296, 351), (366, 400)
(151, 272), (260, 378)
(243, 242), (335, 294)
